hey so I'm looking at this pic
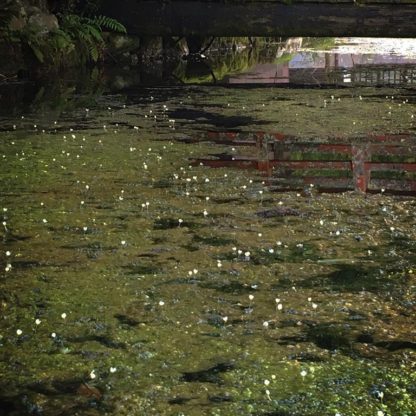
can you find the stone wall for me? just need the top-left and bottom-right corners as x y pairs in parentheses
(8, 0), (58, 33)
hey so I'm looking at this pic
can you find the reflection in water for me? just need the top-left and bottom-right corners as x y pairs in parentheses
(188, 131), (416, 195)
(3, 37), (416, 118)
(221, 38), (416, 86)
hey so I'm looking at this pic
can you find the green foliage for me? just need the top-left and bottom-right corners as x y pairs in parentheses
(0, 0), (20, 31)
(59, 14), (126, 63)
(93, 15), (127, 34)
(5, 11), (127, 68)
(12, 23), (74, 65)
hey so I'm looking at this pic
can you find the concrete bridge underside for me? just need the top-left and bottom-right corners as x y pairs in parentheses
(101, 0), (416, 38)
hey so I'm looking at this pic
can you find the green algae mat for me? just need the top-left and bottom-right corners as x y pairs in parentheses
(1, 85), (416, 415)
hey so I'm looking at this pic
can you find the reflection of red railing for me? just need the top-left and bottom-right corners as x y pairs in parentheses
(189, 131), (416, 194)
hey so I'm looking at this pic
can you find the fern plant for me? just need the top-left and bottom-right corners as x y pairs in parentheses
(93, 15), (127, 34)
(2, 7), (127, 69)
(60, 14), (126, 63)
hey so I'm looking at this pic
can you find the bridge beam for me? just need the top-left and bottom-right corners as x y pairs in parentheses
(101, 1), (416, 38)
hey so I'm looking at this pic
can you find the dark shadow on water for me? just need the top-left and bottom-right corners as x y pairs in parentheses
(273, 263), (408, 294)
(192, 234), (236, 247)
(153, 217), (202, 230)
(0, 379), (112, 416)
(198, 280), (256, 295)
(168, 107), (261, 129)
(181, 361), (235, 384)
(123, 262), (161, 275)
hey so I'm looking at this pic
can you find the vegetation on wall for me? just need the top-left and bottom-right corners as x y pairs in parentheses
(0, 0), (127, 74)
(0, 0), (20, 30)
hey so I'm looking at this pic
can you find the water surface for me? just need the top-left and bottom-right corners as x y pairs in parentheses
(1, 39), (416, 416)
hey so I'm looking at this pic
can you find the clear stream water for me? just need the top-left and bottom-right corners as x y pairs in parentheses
(0, 38), (415, 416)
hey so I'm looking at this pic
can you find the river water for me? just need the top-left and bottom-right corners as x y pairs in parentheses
(0, 38), (415, 416)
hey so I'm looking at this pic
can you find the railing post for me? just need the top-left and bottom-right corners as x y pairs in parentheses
(352, 144), (371, 193)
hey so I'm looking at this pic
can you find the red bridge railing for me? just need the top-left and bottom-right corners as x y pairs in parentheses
(189, 131), (416, 194)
